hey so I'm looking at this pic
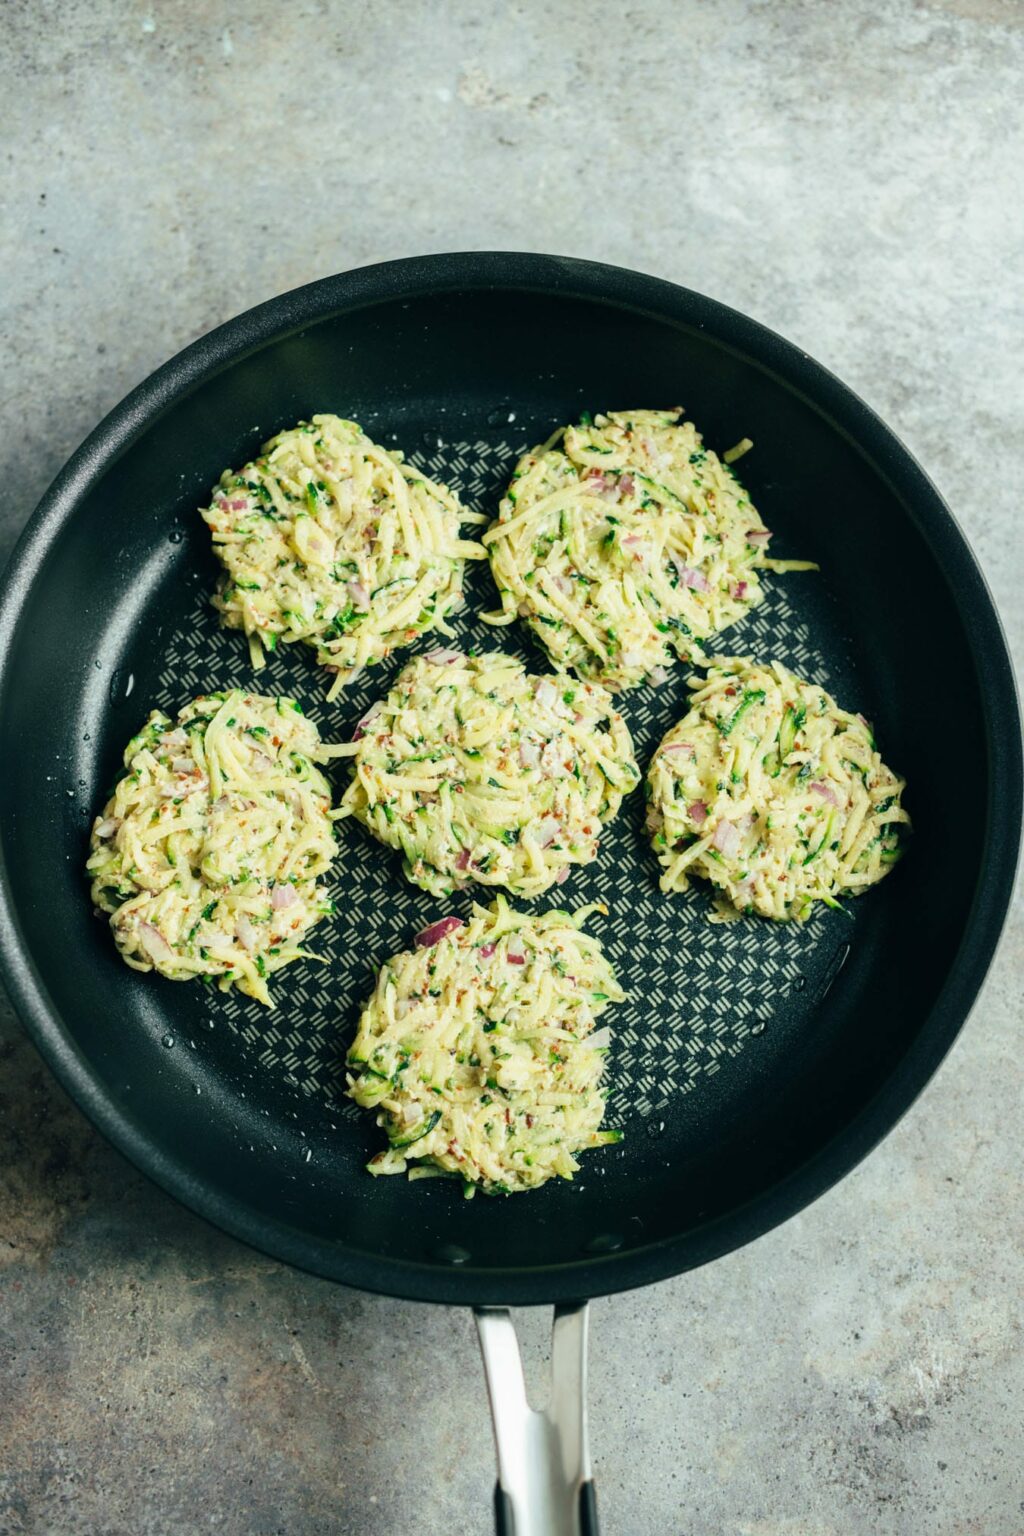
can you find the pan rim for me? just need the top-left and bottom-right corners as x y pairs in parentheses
(0, 250), (1019, 1306)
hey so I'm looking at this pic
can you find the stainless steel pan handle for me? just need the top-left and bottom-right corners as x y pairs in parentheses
(474, 1303), (598, 1536)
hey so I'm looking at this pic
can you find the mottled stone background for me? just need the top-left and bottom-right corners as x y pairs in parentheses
(1, 2), (1022, 1533)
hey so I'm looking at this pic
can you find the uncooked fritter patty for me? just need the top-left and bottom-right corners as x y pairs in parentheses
(646, 657), (909, 920)
(484, 409), (813, 691)
(338, 649), (639, 897)
(201, 413), (485, 696)
(87, 690), (340, 1003)
(346, 898), (624, 1194)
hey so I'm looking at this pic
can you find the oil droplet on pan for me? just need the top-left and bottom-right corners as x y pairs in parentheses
(584, 1232), (624, 1255)
(435, 1243), (471, 1265)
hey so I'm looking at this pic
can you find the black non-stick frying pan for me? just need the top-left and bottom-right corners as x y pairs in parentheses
(0, 253), (1020, 1535)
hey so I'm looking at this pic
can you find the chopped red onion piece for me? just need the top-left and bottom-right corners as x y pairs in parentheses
(353, 699), (385, 741)
(506, 933), (527, 965)
(732, 580), (748, 600)
(138, 922), (173, 963)
(555, 865), (570, 885)
(689, 800), (708, 825)
(479, 943), (496, 959)
(415, 916), (464, 948)
(745, 528), (771, 545)
(272, 883), (298, 910)
(537, 815), (561, 848)
(664, 741), (697, 759)
(672, 558), (710, 591)
(712, 819), (741, 857)
(810, 781), (841, 807)
(235, 913), (258, 952)
(425, 648), (463, 665)
(348, 578), (371, 611)
(455, 847), (472, 872)
(585, 471), (616, 497)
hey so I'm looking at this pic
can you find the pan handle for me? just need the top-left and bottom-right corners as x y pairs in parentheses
(474, 1302), (599, 1536)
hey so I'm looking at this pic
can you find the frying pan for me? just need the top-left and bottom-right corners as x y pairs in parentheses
(0, 253), (1019, 1535)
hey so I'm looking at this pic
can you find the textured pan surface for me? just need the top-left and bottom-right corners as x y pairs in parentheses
(156, 436), (842, 1123)
(0, 254), (1019, 1304)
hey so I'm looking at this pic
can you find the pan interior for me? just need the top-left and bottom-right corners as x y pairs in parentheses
(0, 285), (985, 1284)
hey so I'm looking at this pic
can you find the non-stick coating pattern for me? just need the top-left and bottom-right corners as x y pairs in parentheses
(0, 256), (1017, 1305)
(154, 434), (853, 1127)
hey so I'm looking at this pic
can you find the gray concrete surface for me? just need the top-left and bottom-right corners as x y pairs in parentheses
(1, 1), (1022, 1532)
